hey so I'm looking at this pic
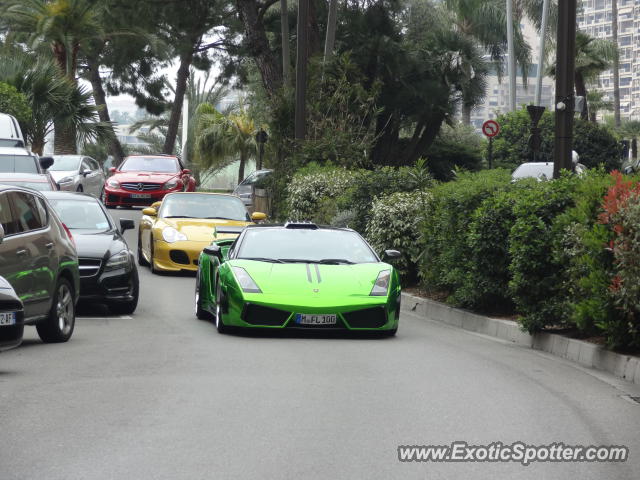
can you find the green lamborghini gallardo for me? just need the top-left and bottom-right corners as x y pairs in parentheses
(194, 222), (401, 335)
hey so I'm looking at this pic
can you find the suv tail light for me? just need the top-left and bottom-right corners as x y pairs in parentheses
(62, 222), (75, 248)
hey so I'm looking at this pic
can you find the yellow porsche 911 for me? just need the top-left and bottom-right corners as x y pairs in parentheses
(137, 192), (266, 273)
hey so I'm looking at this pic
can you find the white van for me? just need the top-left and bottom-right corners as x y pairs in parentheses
(0, 113), (26, 148)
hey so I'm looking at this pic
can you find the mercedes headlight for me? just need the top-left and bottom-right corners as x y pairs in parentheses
(107, 178), (120, 188)
(370, 270), (391, 296)
(232, 267), (262, 293)
(162, 226), (187, 243)
(105, 250), (130, 271)
(163, 179), (178, 190)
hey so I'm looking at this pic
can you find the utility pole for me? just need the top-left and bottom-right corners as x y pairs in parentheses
(612, 0), (621, 128)
(534, 0), (550, 107)
(506, 0), (516, 111)
(295, 0), (309, 141)
(181, 95), (189, 164)
(553, 0), (577, 178)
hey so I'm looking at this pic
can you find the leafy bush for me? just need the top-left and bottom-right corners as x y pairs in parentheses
(597, 172), (640, 347)
(573, 120), (622, 171)
(419, 169), (512, 297)
(286, 165), (358, 223)
(343, 165), (432, 233)
(424, 124), (484, 180)
(365, 191), (429, 282)
(456, 183), (532, 311)
(508, 175), (579, 331)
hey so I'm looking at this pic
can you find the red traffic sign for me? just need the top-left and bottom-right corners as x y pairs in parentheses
(482, 120), (500, 138)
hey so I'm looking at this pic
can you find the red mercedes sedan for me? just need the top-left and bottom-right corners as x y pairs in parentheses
(102, 155), (196, 208)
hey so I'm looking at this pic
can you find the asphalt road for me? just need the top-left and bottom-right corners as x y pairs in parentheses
(1, 207), (639, 480)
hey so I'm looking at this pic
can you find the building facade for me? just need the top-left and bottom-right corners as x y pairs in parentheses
(578, 0), (640, 120)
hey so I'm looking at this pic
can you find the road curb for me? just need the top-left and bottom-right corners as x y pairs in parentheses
(401, 293), (640, 386)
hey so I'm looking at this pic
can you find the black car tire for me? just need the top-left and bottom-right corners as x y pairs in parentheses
(385, 327), (398, 337)
(36, 277), (75, 343)
(215, 280), (227, 334)
(195, 271), (211, 320)
(108, 268), (139, 315)
(150, 237), (160, 275)
(76, 185), (83, 192)
(137, 234), (149, 267)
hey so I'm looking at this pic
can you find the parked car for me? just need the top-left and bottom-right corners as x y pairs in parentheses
(0, 147), (54, 174)
(0, 275), (24, 352)
(0, 186), (79, 342)
(48, 155), (105, 196)
(0, 113), (26, 148)
(102, 154), (196, 208)
(511, 157), (586, 182)
(138, 192), (265, 274)
(43, 191), (139, 314)
(0, 172), (59, 191)
(233, 169), (272, 206)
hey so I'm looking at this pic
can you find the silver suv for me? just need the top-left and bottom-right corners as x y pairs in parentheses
(0, 186), (79, 343)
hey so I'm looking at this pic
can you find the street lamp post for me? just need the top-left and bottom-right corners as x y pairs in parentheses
(553, 0), (577, 178)
(255, 129), (269, 170)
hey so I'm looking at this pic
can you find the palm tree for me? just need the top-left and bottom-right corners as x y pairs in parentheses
(586, 90), (613, 124)
(0, 50), (113, 155)
(443, 0), (531, 124)
(194, 103), (258, 185)
(620, 120), (640, 161)
(1, 0), (104, 153)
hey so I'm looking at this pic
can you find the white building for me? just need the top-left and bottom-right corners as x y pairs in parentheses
(577, 0), (640, 120)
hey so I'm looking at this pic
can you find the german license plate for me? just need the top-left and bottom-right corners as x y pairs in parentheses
(295, 313), (337, 325)
(0, 311), (17, 326)
(130, 193), (151, 199)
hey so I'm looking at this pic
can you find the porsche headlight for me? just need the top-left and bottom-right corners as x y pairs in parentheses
(163, 179), (178, 190)
(232, 267), (262, 293)
(107, 178), (120, 188)
(162, 226), (187, 243)
(105, 250), (130, 271)
(58, 176), (74, 184)
(370, 270), (391, 296)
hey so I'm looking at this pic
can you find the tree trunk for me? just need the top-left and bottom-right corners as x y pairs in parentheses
(462, 104), (472, 125)
(323, 0), (338, 63)
(281, 0), (291, 86)
(237, 0), (284, 98)
(612, 0), (621, 127)
(307, 0), (323, 56)
(86, 54), (126, 162)
(31, 137), (45, 156)
(632, 138), (638, 161)
(589, 109), (597, 124)
(53, 120), (77, 154)
(402, 113), (446, 165)
(574, 72), (589, 121)
(238, 151), (247, 185)
(163, 47), (194, 154)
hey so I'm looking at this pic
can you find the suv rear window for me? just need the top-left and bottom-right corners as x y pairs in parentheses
(0, 154), (39, 174)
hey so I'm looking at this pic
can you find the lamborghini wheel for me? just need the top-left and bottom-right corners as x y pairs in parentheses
(195, 271), (210, 320)
(214, 280), (227, 334)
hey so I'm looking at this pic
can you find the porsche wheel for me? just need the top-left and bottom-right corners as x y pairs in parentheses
(150, 237), (160, 275)
(137, 233), (149, 267)
(214, 280), (227, 334)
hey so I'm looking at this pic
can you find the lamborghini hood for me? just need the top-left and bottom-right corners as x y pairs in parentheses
(231, 260), (391, 298)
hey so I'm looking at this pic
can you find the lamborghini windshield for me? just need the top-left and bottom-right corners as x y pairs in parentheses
(160, 193), (250, 221)
(236, 228), (378, 264)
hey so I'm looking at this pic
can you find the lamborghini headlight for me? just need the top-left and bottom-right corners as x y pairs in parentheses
(370, 270), (391, 296)
(162, 226), (187, 243)
(232, 267), (262, 293)
(105, 250), (130, 272)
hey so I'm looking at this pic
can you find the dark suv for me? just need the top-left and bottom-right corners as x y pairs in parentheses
(0, 186), (79, 343)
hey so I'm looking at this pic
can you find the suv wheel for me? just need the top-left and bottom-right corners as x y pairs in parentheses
(36, 277), (75, 343)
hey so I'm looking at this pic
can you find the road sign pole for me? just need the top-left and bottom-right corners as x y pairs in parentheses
(488, 137), (493, 169)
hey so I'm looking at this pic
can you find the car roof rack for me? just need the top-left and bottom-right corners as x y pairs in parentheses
(284, 221), (318, 229)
